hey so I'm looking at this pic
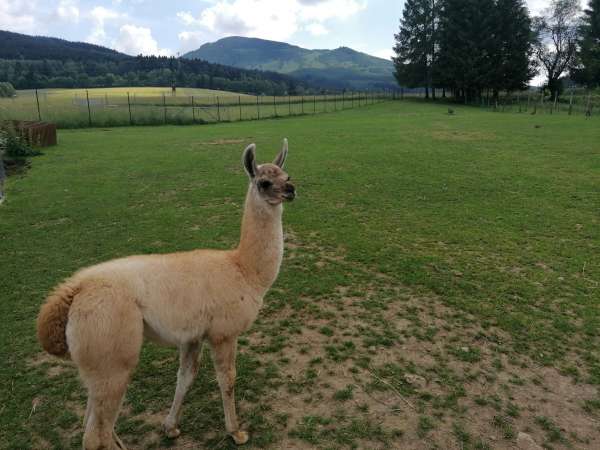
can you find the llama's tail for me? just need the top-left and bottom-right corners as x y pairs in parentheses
(37, 281), (80, 358)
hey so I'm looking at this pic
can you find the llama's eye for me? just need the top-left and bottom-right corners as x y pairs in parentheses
(258, 180), (272, 190)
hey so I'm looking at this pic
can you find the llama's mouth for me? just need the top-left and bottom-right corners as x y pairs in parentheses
(282, 192), (295, 201)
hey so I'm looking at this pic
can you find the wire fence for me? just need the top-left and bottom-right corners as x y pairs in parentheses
(1, 88), (596, 130)
(0, 90), (397, 129)
(408, 88), (599, 117)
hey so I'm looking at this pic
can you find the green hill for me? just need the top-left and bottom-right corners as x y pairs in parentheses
(183, 36), (395, 91)
(0, 30), (129, 61)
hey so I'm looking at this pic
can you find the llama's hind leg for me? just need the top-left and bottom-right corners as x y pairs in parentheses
(163, 340), (202, 438)
(210, 337), (248, 445)
(67, 283), (143, 450)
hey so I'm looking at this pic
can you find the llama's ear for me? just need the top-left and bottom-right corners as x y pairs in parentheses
(242, 143), (258, 178)
(273, 138), (288, 168)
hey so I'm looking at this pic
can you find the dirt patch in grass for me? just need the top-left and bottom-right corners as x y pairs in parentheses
(196, 138), (249, 146)
(432, 130), (496, 142)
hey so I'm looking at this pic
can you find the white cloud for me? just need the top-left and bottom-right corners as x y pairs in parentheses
(372, 48), (393, 60)
(56, 0), (79, 23)
(87, 6), (121, 45)
(177, 0), (366, 41)
(526, 0), (586, 15)
(0, 0), (38, 33)
(306, 22), (328, 36)
(177, 11), (199, 26)
(178, 30), (207, 52)
(115, 24), (171, 56)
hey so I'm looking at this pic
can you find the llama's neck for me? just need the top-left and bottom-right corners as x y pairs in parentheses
(236, 186), (284, 291)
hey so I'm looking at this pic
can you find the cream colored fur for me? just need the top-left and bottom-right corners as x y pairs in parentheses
(36, 140), (295, 449)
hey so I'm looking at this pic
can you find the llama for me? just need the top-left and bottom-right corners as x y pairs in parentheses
(36, 140), (295, 449)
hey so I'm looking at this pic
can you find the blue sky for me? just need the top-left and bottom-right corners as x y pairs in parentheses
(0, 0), (587, 60)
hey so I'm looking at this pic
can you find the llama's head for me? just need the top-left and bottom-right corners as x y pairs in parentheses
(243, 139), (295, 205)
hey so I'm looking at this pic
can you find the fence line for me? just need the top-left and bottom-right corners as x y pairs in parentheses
(0, 90), (396, 129)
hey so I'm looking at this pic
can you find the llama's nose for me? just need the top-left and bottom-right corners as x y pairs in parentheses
(284, 183), (296, 200)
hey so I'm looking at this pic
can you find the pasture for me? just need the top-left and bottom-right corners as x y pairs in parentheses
(0, 87), (384, 129)
(1, 100), (599, 449)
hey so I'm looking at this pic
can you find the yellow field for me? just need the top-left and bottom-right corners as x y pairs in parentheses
(0, 87), (382, 127)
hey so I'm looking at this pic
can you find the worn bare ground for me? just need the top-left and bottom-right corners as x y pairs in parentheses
(30, 232), (600, 449)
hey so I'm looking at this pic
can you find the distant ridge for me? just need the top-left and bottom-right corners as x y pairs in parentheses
(183, 36), (396, 90)
(0, 30), (129, 61)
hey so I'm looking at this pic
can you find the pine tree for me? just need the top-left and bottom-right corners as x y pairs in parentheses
(573, 0), (600, 87)
(491, 0), (535, 95)
(393, 0), (439, 99)
(437, 0), (496, 102)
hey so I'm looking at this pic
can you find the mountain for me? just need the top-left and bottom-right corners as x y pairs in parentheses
(0, 30), (317, 95)
(183, 37), (395, 91)
(0, 30), (129, 61)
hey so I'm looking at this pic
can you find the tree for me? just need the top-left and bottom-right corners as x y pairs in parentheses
(393, 0), (439, 99)
(437, 0), (497, 102)
(491, 0), (535, 95)
(533, 0), (581, 99)
(573, 0), (600, 87)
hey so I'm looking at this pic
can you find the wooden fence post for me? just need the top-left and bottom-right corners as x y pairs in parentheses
(273, 95), (277, 117)
(586, 93), (592, 117)
(313, 95), (316, 114)
(301, 96), (304, 114)
(568, 90), (573, 115)
(256, 95), (260, 120)
(288, 95), (291, 116)
(127, 92), (132, 125)
(216, 96), (221, 122)
(162, 93), (167, 124)
(86, 89), (92, 127)
(239, 96), (242, 121)
(35, 89), (42, 121)
(192, 96), (196, 123)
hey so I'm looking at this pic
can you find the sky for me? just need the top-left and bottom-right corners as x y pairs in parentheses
(0, 0), (589, 60)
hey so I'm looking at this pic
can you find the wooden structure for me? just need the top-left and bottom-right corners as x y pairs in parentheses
(4, 121), (57, 147)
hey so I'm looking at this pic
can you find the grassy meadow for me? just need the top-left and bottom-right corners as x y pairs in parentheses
(1, 100), (599, 449)
(0, 87), (381, 128)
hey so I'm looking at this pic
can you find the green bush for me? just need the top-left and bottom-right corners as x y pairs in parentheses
(0, 82), (16, 98)
(0, 127), (40, 159)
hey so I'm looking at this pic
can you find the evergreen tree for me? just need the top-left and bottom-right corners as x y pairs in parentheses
(393, 0), (439, 99)
(573, 0), (600, 87)
(491, 0), (535, 94)
(437, 0), (496, 102)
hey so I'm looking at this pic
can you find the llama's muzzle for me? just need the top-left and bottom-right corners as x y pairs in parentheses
(283, 183), (296, 201)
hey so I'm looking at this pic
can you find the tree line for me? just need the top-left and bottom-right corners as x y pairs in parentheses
(0, 56), (312, 96)
(393, 0), (600, 101)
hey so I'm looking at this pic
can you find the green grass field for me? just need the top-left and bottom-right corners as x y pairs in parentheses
(1, 100), (599, 449)
(0, 87), (380, 129)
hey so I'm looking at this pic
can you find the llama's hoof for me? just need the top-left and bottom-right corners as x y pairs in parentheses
(164, 426), (181, 439)
(230, 430), (249, 445)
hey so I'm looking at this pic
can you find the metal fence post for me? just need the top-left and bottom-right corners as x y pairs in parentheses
(86, 89), (92, 127)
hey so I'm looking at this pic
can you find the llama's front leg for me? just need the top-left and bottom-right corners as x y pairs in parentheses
(163, 340), (202, 438)
(211, 337), (248, 445)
